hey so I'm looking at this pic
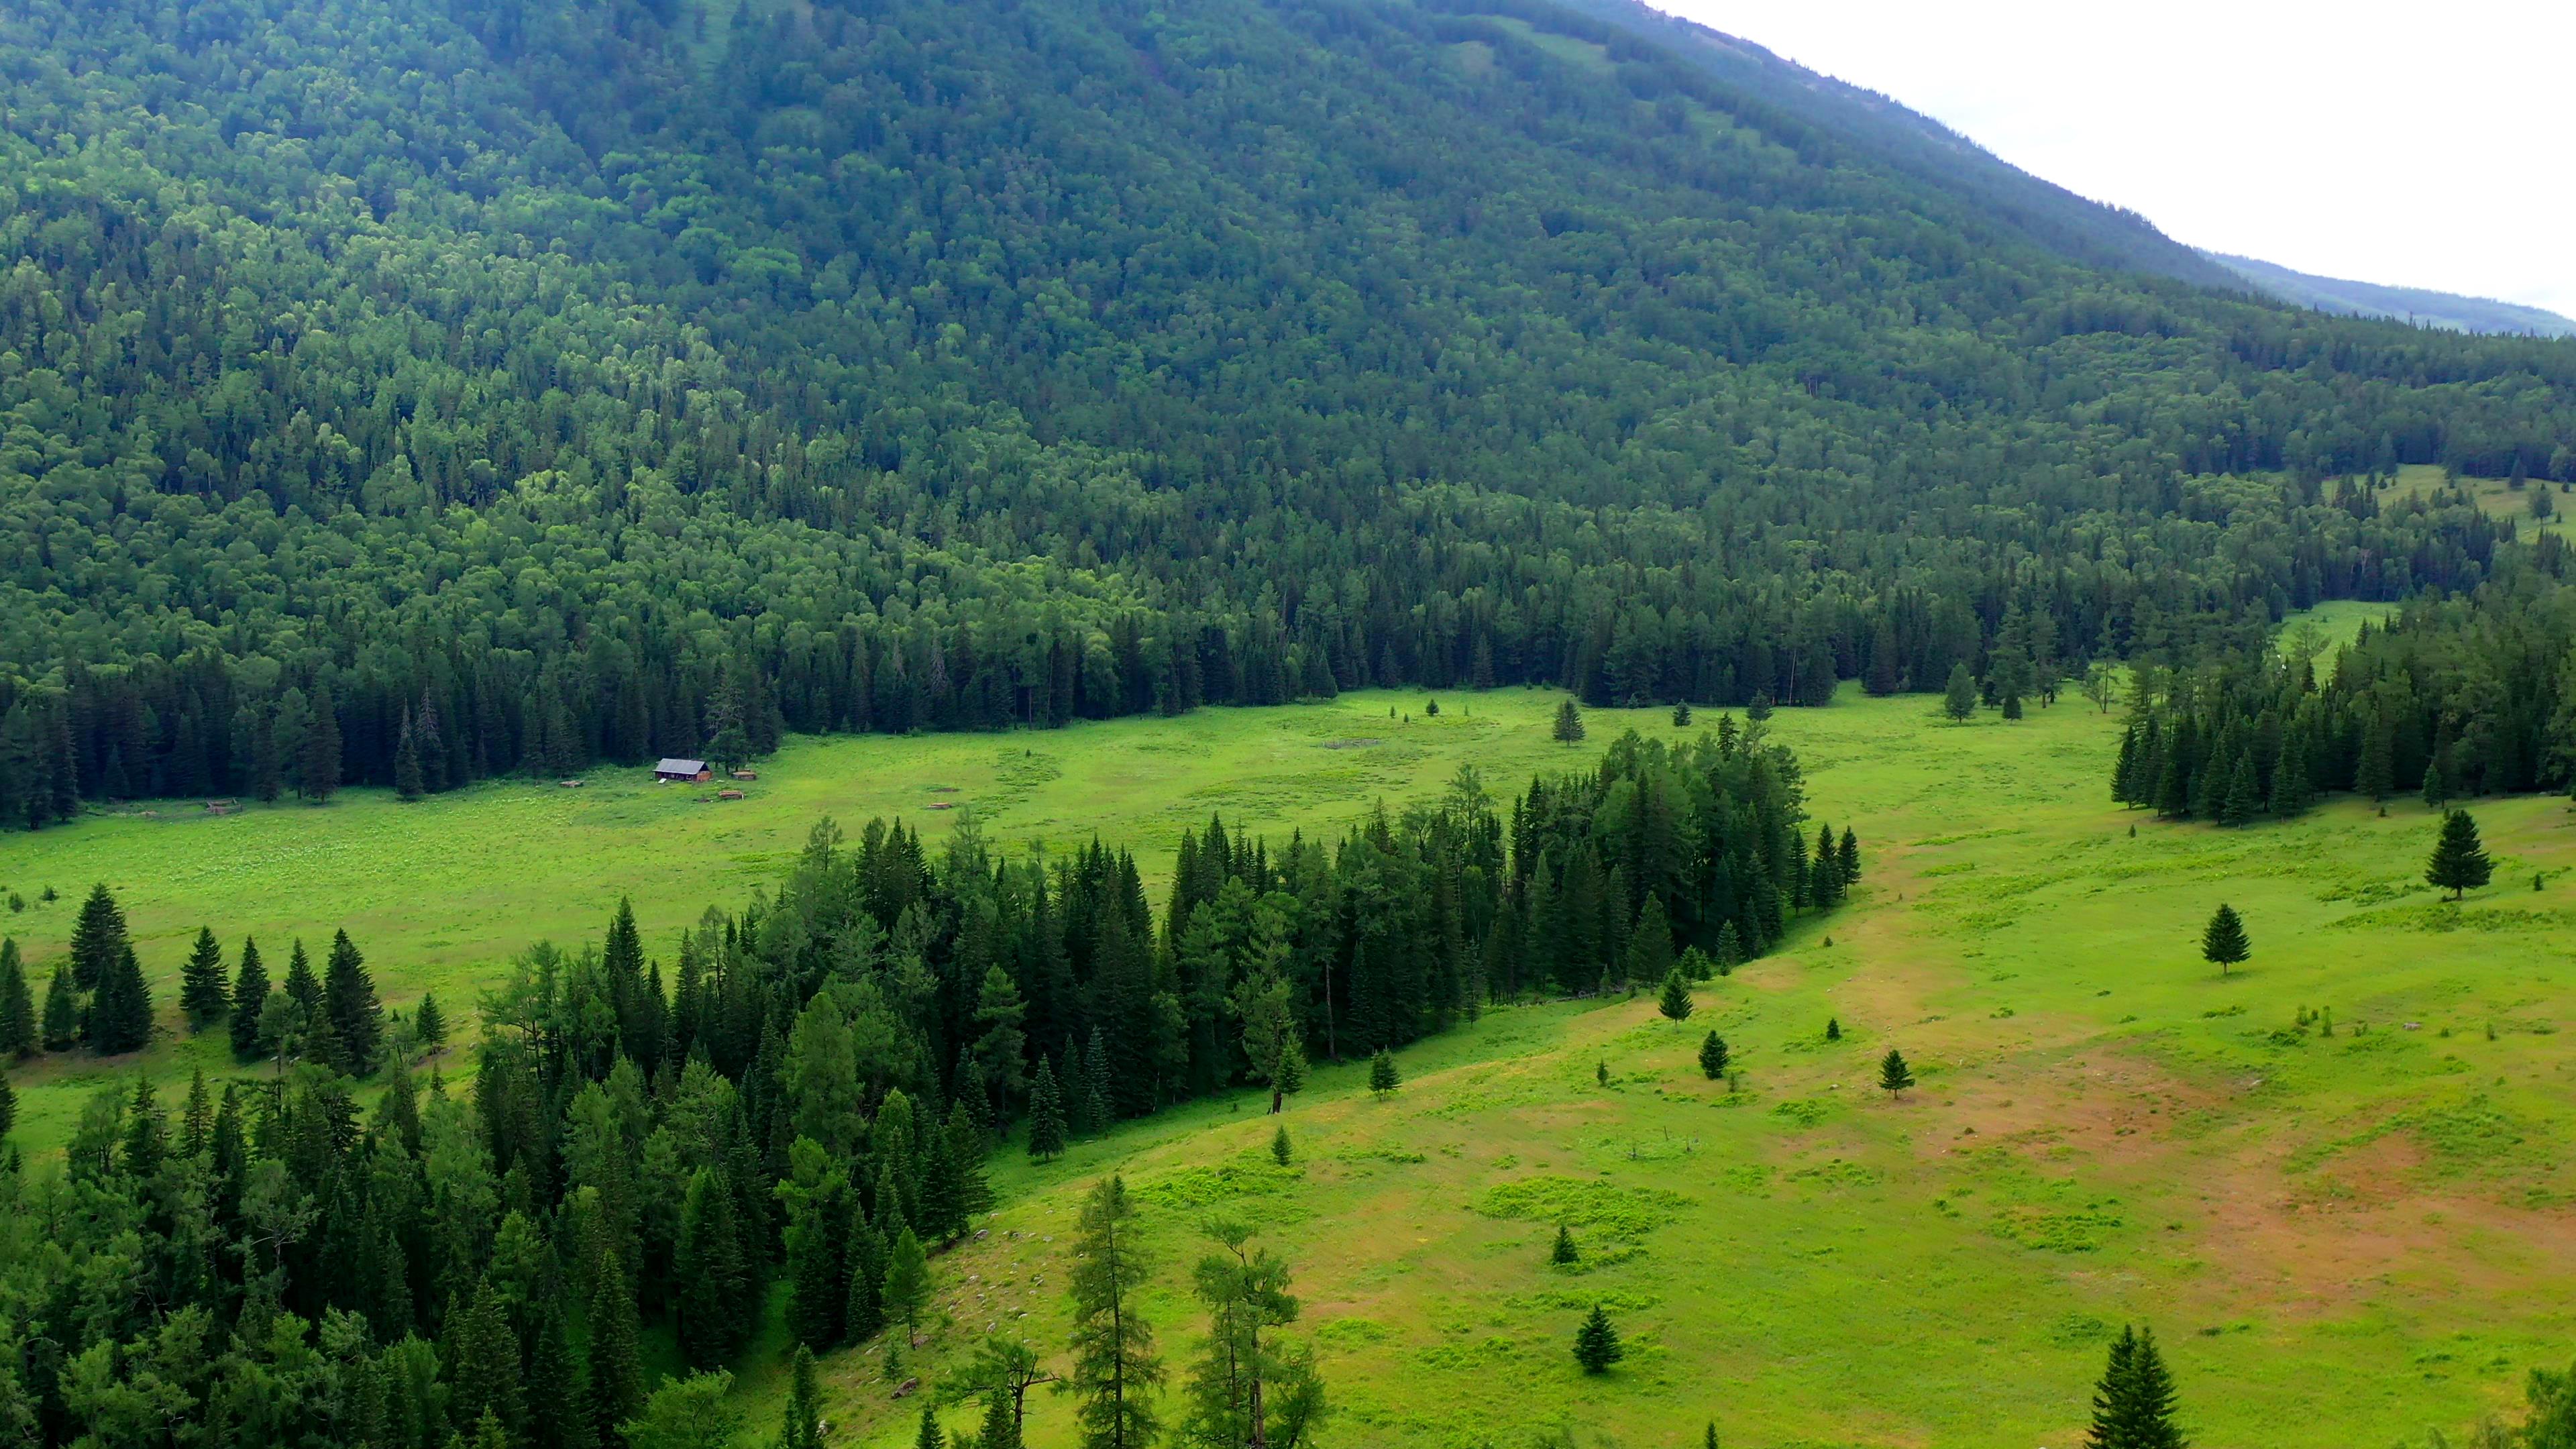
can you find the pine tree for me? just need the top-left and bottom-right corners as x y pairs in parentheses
(180, 1069), (213, 1158)
(845, 1214), (888, 1345)
(2426, 810), (2493, 901)
(229, 937), (270, 1060)
(2218, 753), (2261, 828)
(1626, 894), (1675, 983)
(1550, 1225), (1577, 1266)
(1941, 662), (1978, 721)
(2084, 1324), (2186, 1449)
(947, 1100), (994, 1224)
(0, 938), (33, 1057)
(914, 1405), (945, 1449)
(2200, 904), (2249, 975)
(445, 1279), (531, 1445)
(1027, 1056), (1069, 1161)
(2355, 718), (2395, 802)
(1824, 1017), (1841, 1042)
(1698, 1031), (1728, 1080)
(881, 1224), (930, 1349)
(1878, 1049), (1913, 1097)
(1067, 1176), (1163, 1449)
(1712, 922), (1743, 974)
(0, 1073), (13, 1143)
(775, 1346), (825, 1449)
(1552, 698), (1587, 744)
(1670, 702), (1691, 727)
(179, 927), (227, 1028)
(1657, 969), (1694, 1021)
(324, 928), (384, 1073)
(415, 991), (447, 1049)
(41, 963), (78, 1051)
(394, 710), (425, 802)
(284, 939), (321, 1011)
(87, 942), (153, 1055)
(1572, 1305), (1623, 1373)
(1837, 828), (1860, 889)
(1368, 1048), (1400, 1098)
(119, 1076), (167, 1179)
(528, 1296), (598, 1449)
(2421, 749), (2449, 809)
(303, 686), (343, 803)
(1270, 1124), (1291, 1166)
(2269, 736), (2312, 818)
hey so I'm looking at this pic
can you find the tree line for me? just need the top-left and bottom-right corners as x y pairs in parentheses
(2110, 549), (2576, 821)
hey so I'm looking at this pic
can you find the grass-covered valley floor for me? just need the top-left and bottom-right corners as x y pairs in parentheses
(3, 680), (2572, 1446)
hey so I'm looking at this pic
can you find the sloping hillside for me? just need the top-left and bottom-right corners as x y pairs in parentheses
(2208, 252), (2576, 337)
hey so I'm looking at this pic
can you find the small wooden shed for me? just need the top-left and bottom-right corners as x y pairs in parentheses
(655, 758), (713, 783)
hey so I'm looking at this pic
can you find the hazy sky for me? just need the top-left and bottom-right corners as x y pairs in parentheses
(1652, 0), (2576, 320)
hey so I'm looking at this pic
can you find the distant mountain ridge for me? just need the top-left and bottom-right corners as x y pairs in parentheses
(1564, 0), (2245, 288)
(2204, 252), (2576, 337)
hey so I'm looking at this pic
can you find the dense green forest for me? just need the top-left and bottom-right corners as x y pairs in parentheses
(2, 0), (2573, 823)
(0, 724), (1851, 1446)
(2112, 541), (2576, 821)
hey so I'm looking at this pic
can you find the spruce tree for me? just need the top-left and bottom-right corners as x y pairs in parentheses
(179, 927), (228, 1028)
(2420, 751), (2449, 809)
(324, 928), (384, 1072)
(2200, 904), (2249, 975)
(393, 710), (425, 802)
(1941, 662), (1978, 721)
(1698, 1031), (1728, 1080)
(1712, 922), (1743, 974)
(0, 938), (33, 1057)
(947, 1100), (994, 1224)
(1067, 1176), (1163, 1449)
(2218, 753), (2261, 828)
(1552, 698), (1587, 744)
(1027, 1056), (1069, 1161)
(68, 883), (128, 994)
(119, 1076), (167, 1179)
(2355, 718), (2395, 802)
(41, 963), (78, 1051)
(1368, 1047), (1400, 1098)
(284, 939), (321, 1011)
(87, 942), (153, 1055)
(1271, 1124), (1291, 1166)
(1837, 828), (1860, 889)
(1572, 1305), (1623, 1373)
(1550, 1224), (1577, 1266)
(415, 991), (447, 1049)
(589, 1252), (646, 1441)
(229, 937), (270, 1060)
(2084, 1324), (2186, 1449)
(0, 1073), (13, 1143)
(676, 1166), (750, 1369)
(445, 1279), (531, 1446)
(845, 1214), (888, 1345)
(527, 1296), (598, 1449)
(776, 1346), (824, 1449)
(1657, 969), (1694, 1021)
(914, 1405), (945, 1449)
(2426, 809), (2493, 901)
(1080, 1028), (1114, 1135)
(303, 686), (343, 803)
(881, 1224), (930, 1349)
(1671, 702), (1691, 727)
(1878, 1049), (1913, 1097)
(1824, 1017), (1841, 1042)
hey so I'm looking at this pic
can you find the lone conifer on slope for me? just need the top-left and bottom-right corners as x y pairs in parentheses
(2200, 904), (2249, 975)
(1572, 1304), (1623, 1373)
(1878, 1049), (1913, 1097)
(1368, 1046), (1400, 1098)
(2426, 809), (2492, 901)
(2084, 1324), (2186, 1449)
(1553, 698), (1586, 744)
(1657, 969), (1693, 1021)
(1698, 1030), (1728, 1080)
(179, 927), (228, 1028)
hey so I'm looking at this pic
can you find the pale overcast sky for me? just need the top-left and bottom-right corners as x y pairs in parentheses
(1650, 0), (2576, 321)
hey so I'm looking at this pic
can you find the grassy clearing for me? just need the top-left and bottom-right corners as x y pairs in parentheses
(800, 685), (2576, 1449)
(0, 688), (1666, 1152)
(8, 645), (2573, 1446)
(2385, 462), (2571, 539)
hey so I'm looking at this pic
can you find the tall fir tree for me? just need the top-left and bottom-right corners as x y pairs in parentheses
(1080, 1028), (1114, 1136)
(2200, 904), (2249, 975)
(588, 1252), (647, 1445)
(1572, 1305), (1623, 1373)
(303, 685), (343, 803)
(1878, 1049), (1914, 1096)
(40, 963), (78, 1051)
(0, 938), (33, 1057)
(283, 939), (321, 1012)
(229, 937), (271, 1060)
(1368, 1048), (1401, 1098)
(445, 1278), (531, 1446)
(87, 943), (153, 1055)
(415, 991), (447, 1049)
(179, 926), (229, 1028)
(776, 1346), (825, 1449)
(676, 1166), (751, 1369)
(1657, 969), (1694, 1021)
(881, 1224), (930, 1349)
(2426, 810), (2493, 901)
(68, 883), (129, 994)
(2084, 1325), (2186, 1449)
(1552, 698), (1587, 743)
(394, 709), (425, 802)
(1698, 1031), (1729, 1080)
(1027, 1056), (1069, 1161)
(324, 928), (384, 1072)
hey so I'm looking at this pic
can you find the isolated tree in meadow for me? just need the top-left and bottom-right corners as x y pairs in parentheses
(1028, 1057), (1069, 1161)
(178, 927), (228, 1029)
(2426, 809), (2492, 901)
(1824, 1017), (1841, 1042)
(1878, 1049), (1914, 1097)
(1368, 1048), (1401, 1099)
(1672, 702), (1692, 727)
(2200, 904), (2249, 975)
(1657, 969), (1694, 1022)
(1838, 828), (1861, 889)
(2084, 1325), (2186, 1449)
(1067, 1176), (1163, 1449)
(1572, 1305), (1623, 1374)
(1550, 1225), (1578, 1266)
(1941, 662), (1979, 722)
(0, 938), (33, 1057)
(1553, 699), (1587, 744)
(229, 937), (270, 1059)
(1271, 1124), (1292, 1167)
(1699, 1031), (1729, 1080)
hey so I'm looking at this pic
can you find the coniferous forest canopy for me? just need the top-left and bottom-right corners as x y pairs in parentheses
(1, 0), (2574, 818)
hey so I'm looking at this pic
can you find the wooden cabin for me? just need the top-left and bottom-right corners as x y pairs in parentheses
(654, 758), (713, 783)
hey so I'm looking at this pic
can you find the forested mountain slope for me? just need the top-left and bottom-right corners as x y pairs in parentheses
(2207, 252), (2576, 337)
(1, 0), (2573, 819)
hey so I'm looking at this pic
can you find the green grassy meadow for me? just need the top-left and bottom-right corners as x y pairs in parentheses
(6, 663), (2575, 1446)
